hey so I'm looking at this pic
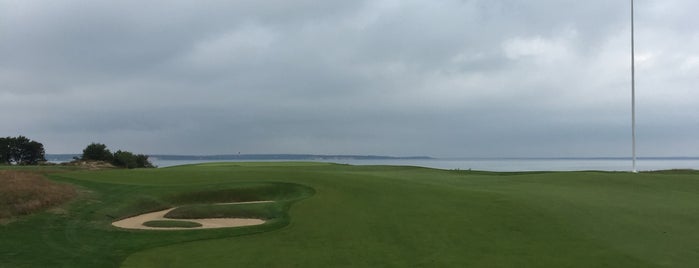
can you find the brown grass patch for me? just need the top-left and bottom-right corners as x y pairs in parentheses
(0, 170), (77, 219)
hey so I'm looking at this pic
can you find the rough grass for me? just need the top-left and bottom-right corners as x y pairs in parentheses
(142, 220), (202, 228)
(0, 170), (77, 219)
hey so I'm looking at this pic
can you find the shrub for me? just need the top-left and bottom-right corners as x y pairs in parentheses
(135, 154), (155, 168)
(81, 143), (113, 162)
(0, 136), (46, 165)
(113, 150), (137, 169)
(112, 150), (154, 169)
(80, 143), (154, 169)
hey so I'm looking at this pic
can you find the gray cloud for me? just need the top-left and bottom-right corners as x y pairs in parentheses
(1, 0), (697, 157)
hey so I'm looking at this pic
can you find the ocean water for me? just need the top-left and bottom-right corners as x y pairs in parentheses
(151, 158), (699, 172)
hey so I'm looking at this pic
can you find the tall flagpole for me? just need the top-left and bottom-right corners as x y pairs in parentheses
(631, 0), (638, 173)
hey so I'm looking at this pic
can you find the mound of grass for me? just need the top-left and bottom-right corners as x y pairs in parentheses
(142, 220), (202, 228)
(112, 196), (172, 220)
(104, 182), (312, 223)
(0, 170), (76, 219)
(166, 182), (313, 205)
(165, 202), (282, 220)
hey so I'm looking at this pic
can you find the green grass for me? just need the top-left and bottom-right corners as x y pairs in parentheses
(1, 163), (699, 267)
(165, 182), (312, 204)
(142, 220), (202, 228)
(165, 202), (282, 220)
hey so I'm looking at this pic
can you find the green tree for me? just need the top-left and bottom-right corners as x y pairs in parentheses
(28, 141), (46, 165)
(112, 150), (137, 169)
(17, 140), (46, 165)
(0, 136), (46, 165)
(81, 143), (113, 162)
(0, 137), (10, 165)
(80, 143), (154, 169)
(135, 154), (155, 168)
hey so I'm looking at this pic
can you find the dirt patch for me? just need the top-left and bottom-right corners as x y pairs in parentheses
(112, 201), (271, 230)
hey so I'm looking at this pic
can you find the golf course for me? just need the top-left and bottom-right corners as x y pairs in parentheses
(2, 162), (699, 267)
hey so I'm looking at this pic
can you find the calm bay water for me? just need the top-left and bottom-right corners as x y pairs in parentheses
(151, 158), (699, 172)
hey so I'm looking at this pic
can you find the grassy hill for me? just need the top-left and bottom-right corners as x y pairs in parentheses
(1, 163), (698, 267)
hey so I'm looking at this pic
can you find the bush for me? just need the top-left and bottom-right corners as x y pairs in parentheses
(113, 150), (137, 169)
(80, 143), (154, 169)
(135, 154), (155, 168)
(81, 143), (112, 162)
(0, 136), (46, 165)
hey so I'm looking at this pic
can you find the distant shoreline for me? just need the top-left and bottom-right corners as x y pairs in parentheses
(45, 154), (434, 163)
(43, 154), (698, 171)
(45, 154), (699, 162)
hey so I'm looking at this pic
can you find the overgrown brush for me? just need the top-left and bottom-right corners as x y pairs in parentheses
(0, 170), (76, 218)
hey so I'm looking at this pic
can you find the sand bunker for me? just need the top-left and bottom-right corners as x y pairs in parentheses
(112, 201), (270, 230)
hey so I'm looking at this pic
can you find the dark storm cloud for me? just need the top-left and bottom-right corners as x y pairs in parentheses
(1, 0), (698, 157)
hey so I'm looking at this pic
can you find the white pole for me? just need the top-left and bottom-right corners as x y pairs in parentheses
(631, 0), (638, 173)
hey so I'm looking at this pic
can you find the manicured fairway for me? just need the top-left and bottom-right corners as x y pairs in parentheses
(2, 163), (699, 267)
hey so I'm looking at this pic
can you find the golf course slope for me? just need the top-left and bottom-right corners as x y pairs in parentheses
(1, 162), (699, 267)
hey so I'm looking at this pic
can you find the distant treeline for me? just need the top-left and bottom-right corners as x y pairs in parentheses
(1, 137), (154, 169)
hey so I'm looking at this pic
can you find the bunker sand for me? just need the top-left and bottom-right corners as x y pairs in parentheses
(112, 201), (270, 230)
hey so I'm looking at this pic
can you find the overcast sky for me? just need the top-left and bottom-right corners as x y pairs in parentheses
(1, 0), (698, 157)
